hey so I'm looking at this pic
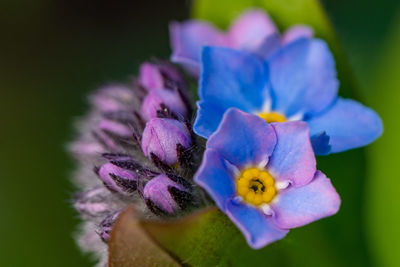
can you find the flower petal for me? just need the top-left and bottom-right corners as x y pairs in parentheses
(207, 108), (277, 169)
(194, 46), (270, 138)
(199, 46), (270, 110)
(272, 171), (341, 229)
(310, 131), (332, 155)
(194, 149), (235, 211)
(253, 33), (281, 59)
(193, 101), (226, 139)
(169, 21), (225, 75)
(269, 38), (338, 118)
(268, 122), (316, 187)
(282, 25), (314, 45)
(307, 97), (383, 153)
(225, 200), (288, 249)
(228, 9), (277, 52)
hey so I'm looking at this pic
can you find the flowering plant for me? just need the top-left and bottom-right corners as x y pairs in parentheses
(69, 4), (382, 267)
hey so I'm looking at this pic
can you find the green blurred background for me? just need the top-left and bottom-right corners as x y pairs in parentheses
(0, 0), (399, 266)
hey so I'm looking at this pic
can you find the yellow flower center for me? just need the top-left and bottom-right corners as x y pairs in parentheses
(258, 112), (286, 123)
(236, 167), (277, 206)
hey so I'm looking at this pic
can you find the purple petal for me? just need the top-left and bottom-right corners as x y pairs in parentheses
(194, 149), (235, 211)
(268, 122), (316, 187)
(269, 38), (338, 118)
(253, 33), (282, 59)
(228, 9), (277, 52)
(169, 20), (226, 75)
(225, 200), (288, 249)
(272, 171), (341, 229)
(307, 98), (383, 153)
(207, 108), (277, 169)
(282, 25), (314, 45)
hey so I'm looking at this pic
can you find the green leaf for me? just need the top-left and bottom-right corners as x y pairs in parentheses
(142, 207), (343, 267)
(365, 12), (400, 267)
(141, 207), (286, 267)
(108, 206), (180, 267)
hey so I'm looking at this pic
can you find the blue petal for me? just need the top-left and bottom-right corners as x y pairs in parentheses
(194, 101), (226, 139)
(207, 108), (277, 169)
(268, 38), (338, 118)
(307, 98), (383, 153)
(194, 46), (270, 138)
(268, 122), (316, 187)
(194, 149), (235, 211)
(311, 132), (332, 155)
(225, 200), (288, 249)
(271, 171), (341, 229)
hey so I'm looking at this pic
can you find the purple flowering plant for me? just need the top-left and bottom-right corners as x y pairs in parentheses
(69, 6), (382, 266)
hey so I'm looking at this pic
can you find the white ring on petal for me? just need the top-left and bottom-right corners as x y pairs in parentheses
(233, 196), (243, 204)
(260, 98), (272, 113)
(276, 180), (290, 190)
(226, 159), (240, 177)
(287, 112), (304, 121)
(257, 158), (270, 169)
(260, 204), (274, 216)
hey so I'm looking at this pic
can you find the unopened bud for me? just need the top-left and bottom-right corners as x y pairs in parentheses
(141, 118), (192, 165)
(74, 187), (113, 218)
(90, 85), (133, 113)
(97, 211), (120, 243)
(98, 119), (133, 138)
(140, 88), (188, 121)
(139, 63), (164, 91)
(139, 62), (184, 91)
(97, 163), (138, 195)
(143, 174), (192, 215)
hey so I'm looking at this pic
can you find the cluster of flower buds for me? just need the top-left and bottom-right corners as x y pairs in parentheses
(138, 62), (195, 167)
(70, 61), (203, 260)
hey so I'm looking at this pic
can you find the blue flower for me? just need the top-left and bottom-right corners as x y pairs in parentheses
(194, 108), (341, 249)
(193, 38), (383, 154)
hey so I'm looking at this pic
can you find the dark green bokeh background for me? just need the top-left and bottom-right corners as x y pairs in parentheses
(0, 0), (399, 266)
